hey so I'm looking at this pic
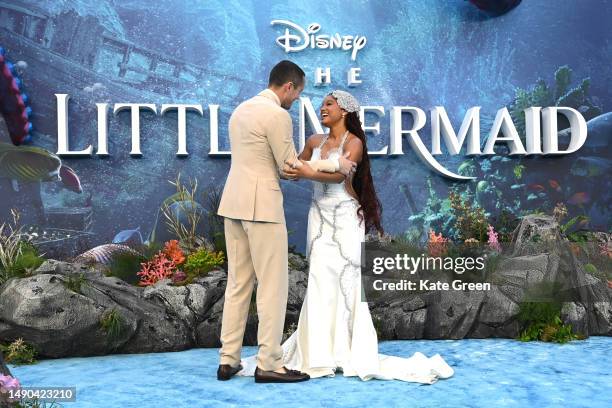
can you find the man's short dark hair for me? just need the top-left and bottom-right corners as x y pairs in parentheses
(268, 60), (305, 87)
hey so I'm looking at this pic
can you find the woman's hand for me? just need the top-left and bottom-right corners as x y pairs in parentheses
(338, 151), (357, 177)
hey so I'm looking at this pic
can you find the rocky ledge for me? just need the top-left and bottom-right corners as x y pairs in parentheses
(371, 215), (611, 339)
(0, 215), (610, 359)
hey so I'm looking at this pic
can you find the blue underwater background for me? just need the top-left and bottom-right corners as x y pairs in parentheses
(0, 0), (610, 252)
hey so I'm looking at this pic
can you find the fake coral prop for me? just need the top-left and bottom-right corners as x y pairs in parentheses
(487, 224), (502, 253)
(137, 253), (176, 286)
(163, 240), (186, 266)
(427, 229), (449, 257)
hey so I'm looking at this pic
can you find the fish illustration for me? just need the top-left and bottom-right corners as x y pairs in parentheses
(567, 192), (590, 205)
(75, 244), (142, 265)
(570, 156), (610, 177)
(59, 164), (82, 193)
(548, 179), (561, 192)
(112, 227), (144, 247)
(0, 142), (61, 182)
(0, 142), (83, 193)
(527, 184), (545, 192)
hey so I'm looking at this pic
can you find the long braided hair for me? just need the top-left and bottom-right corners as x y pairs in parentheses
(343, 111), (383, 235)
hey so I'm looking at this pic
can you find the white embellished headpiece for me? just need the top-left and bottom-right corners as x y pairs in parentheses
(329, 90), (360, 113)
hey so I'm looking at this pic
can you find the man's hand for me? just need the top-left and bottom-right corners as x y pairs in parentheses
(338, 151), (357, 177)
(281, 162), (300, 180)
(292, 161), (316, 179)
(283, 159), (316, 180)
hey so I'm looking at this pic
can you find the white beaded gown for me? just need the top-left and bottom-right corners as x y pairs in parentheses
(237, 133), (454, 384)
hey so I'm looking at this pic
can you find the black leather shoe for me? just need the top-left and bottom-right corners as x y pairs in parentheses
(217, 364), (243, 381)
(254, 366), (310, 383)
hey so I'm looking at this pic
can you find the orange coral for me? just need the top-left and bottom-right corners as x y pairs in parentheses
(428, 229), (449, 257)
(163, 240), (186, 266)
(136, 240), (188, 286)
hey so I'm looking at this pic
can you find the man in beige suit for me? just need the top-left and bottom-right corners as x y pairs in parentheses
(216, 60), (355, 383)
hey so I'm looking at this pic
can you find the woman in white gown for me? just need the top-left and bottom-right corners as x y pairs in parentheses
(238, 90), (454, 384)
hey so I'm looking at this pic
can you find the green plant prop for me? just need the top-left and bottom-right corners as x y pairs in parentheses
(517, 301), (583, 343)
(99, 309), (124, 342)
(179, 248), (225, 284)
(560, 215), (590, 239)
(516, 282), (585, 344)
(150, 174), (212, 253)
(5, 241), (44, 281)
(0, 209), (43, 284)
(162, 175), (202, 252)
(63, 273), (86, 294)
(449, 191), (488, 242)
(0, 338), (37, 366)
(140, 241), (163, 259)
(106, 252), (147, 285)
(201, 185), (226, 252)
(0, 209), (23, 284)
(407, 179), (519, 244)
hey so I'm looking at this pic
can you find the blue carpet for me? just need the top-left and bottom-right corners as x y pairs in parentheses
(9, 337), (612, 407)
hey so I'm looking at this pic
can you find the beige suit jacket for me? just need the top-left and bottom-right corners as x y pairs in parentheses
(217, 89), (337, 224)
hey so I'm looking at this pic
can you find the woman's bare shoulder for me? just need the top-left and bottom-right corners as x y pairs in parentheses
(345, 133), (363, 148)
(307, 133), (326, 147)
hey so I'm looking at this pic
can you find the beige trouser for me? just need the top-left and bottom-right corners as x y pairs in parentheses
(218, 217), (288, 371)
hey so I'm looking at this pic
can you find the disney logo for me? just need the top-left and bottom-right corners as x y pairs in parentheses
(270, 20), (367, 61)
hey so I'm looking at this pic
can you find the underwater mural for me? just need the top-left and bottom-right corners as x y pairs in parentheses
(0, 1), (610, 254)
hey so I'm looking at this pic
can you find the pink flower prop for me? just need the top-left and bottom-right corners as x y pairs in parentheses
(0, 374), (21, 394)
(487, 224), (502, 253)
